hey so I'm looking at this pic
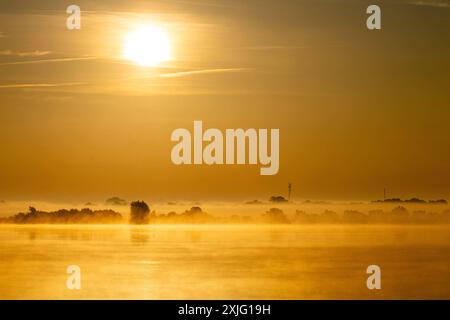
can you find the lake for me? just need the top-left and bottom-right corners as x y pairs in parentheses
(1, 224), (449, 299)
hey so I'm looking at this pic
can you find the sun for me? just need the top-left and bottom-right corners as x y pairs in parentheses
(123, 25), (171, 67)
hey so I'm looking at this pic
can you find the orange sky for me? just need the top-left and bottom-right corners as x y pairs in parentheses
(0, 0), (449, 202)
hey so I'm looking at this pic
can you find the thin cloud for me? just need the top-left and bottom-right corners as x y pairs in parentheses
(0, 82), (86, 89)
(160, 68), (248, 78)
(169, 0), (236, 8)
(0, 50), (51, 57)
(409, 0), (450, 8)
(242, 45), (307, 51)
(0, 56), (96, 66)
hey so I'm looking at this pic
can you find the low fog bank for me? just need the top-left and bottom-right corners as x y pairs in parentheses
(1, 197), (449, 225)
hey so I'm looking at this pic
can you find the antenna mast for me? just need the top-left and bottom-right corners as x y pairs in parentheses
(288, 183), (292, 201)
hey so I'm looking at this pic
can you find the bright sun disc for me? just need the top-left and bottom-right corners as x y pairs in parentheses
(124, 25), (171, 67)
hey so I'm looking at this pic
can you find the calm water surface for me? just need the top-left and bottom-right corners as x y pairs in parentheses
(1, 224), (449, 299)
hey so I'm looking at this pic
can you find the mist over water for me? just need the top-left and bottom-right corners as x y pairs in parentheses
(1, 224), (450, 299)
(1, 199), (449, 219)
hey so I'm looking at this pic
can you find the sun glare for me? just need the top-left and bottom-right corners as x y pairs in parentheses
(123, 25), (171, 67)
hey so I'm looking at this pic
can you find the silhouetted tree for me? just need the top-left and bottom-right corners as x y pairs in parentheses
(269, 196), (288, 203)
(342, 210), (367, 223)
(429, 199), (448, 204)
(0, 207), (122, 224)
(129, 201), (150, 224)
(262, 208), (290, 224)
(106, 196), (127, 206)
(185, 207), (203, 215)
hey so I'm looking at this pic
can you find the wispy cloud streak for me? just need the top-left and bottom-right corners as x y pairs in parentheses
(0, 50), (51, 57)
(160, 68), (248, 78)
(0, 56), (96, 66)
(409, 0), (450, 8)
(0, 82), (86, 89)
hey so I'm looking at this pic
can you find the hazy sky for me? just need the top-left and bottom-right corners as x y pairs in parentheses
(0, 0), (449, 202)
